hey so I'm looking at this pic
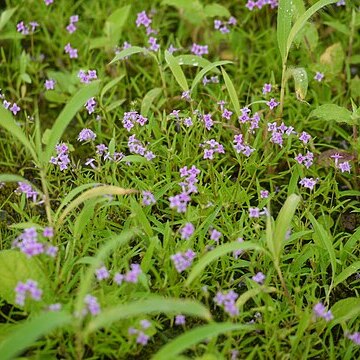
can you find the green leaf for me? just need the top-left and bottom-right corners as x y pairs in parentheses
(0, 174), (43, 196)
(0, 7), (17, 32)
(320, 42), (345, 75)
(176, 55), (213, 68)
(203, 4), (230, 18)
(277, 0), (293, 63)
(120, 155), (149, 164)
(100, 75), (125, 103)
(103, 5), (131, 46)
(310, 104), (353, 124)
(55, 185), (136, 227)
(109, 46), (148, 64)
(236, 287), (277, 308)
(165, 50), (189, 91)
(43, 81), (101, 165)
(330, 297), (360, 325)
(0, 106), (38, 163)
(0, 250), (47, 307)
(85, 297), (212, 334)
(141, 87), (162, 117)
(152, 323), (256, 360)
(185, 242), (265, 286)
(286, 0), (338, 62)
(324, 21), (350, 35)
(334, 261), (360, 287)
(286, 67), (308, 101)
(0, 311), (72, 360)
(191, 60), (232, 92)
(273, 194), (301, 261)
(221, 67), (241, 117)
(161, 0), (205, 25)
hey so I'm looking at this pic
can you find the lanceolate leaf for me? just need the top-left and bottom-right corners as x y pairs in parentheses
(109, 46), (149, 64)
(310, 104), (353, 124)
(221, 67), (241, 117)
(277, 0), (293, 63)
(165, 50), (189, 91)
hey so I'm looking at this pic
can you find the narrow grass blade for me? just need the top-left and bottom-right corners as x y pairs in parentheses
(0, 7), (17, 32)
(0, 107), (38, 163)
(191, 60), (232, 92)
(273, 194), (301, 261)
(334, 261), (360, 287)
(221, 67), (241, 117)
(109, 46), (148, 64)
(286, 0), (338, 61)
(185, 242), (266, 286)
(236, 287), (277, 308)
(0, 311), (72, 360)
(277, 0), (293, 63)
(152, 323), (256, 360)
(141, 87), (162, 117)
(165, 50), (189, 91)
(85, 297), (211, 334)
(43, 81), (100, 165)
(56, 185), (136, 226)
(342, 227), (360, 262)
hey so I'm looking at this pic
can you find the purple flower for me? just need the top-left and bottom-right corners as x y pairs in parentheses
(262, 83), (272, 94)
(183, 117), (193, 127)
(66, 23), (77, 34)
(148, 37), (160, 51)
(70, 15), (79, 23)
(313, 302), (333, 322)
(167, 44), (178, 54)
(299, 177), (317, 190)
(175, 314), (186, 325)
(299, 131), (311, 144)
(114, 272), (124, 285)
(191, 43), (208, 56)
(48, 303), (62, 311)
(10, 103), (20, 115)
(260, 190), (269, 198)
(171, 250), (196, 273)
(95, 266), (110, 281)
(210, 229), (222, 242)
(50, 142), (71, 170)
(45, 79), (56, 90)
(124, 264), (142, 283)
(214, 290), (239, 317)
(338, 161), (351, 173)
(180, 223), (195, 240)
(16, 182), (38, 202)
(15, 279), (43, 306)
(84, 294), (101, 315)
(136, 11), (152, 27)
(142, 191), (156, 206)
(252, 272), (265, 284)
(346, 332), (360, 345)
(44, 0), (54, 5)
(266, 98), (279, 110)
(222, 108), (233, 120)
(85, 98), (96, 114)
(43, 227), (54, 238)
(77, 128), (96, 142)
(314, 72), (324, 82)
(249, 207), (260, 218)
(203, 113), (213, 130)
(140, 319), (151, 329)
(136, 331), (149, 345)
(64, 43), (78, 59)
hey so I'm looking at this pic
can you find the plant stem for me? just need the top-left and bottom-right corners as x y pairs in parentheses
(40, 168), (53, 227)
(279, 62), (287, 121)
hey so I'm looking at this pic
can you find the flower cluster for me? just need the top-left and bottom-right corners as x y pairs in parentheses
(50, 143), (71, 170)
(84, 294), (101, 315)
(213, 16), (237, 34)
(180, 223), (195, 240)
(169, 166), (200, 213)
(15, 279), (42, 306)
(331, 154), (352, 173)
(85, 97), (96, 114)
(252, 271), (266, 284)
(171, 249), (196, 273)
(128, 319), (152, 345)
(12, 227), (58, 258)
(148, 36), (160, 51)
(114, 264), (142, 285)
(246, 0), (279, 11)
(136, 11), (159, 50)
(346, 332), (360, 345)
(232, 134), (255, 157)
(142, 191), (156, 206)
(299, 177), (317, 191)
(17, 21), (39, 35)
(128, 135), (156, 161)
(191, 43), (208, 56)
(202, 113), (214, 130)
(200, 139), (225, 160)
(122, 111), (148, 131)
(214, 290), (239, 317)
(16, 182), (39, 203)
(202, 75), (219, 86)
(66, 15), (79, 34)
(136, 11), (152, 28)
(64, 43), (78, 59)
(313, 302), (333, 322)
(78, 69), (97, 84)
(94, 143), (123, 163)
(95, 266), (110, 281)
(295, 151), (314, 168)
(267, 121), (294, 147)
(78, 128), (96, 142)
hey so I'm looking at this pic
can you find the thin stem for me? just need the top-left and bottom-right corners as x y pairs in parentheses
(40, 168), (53, 227)
(279, 62), (287, 121)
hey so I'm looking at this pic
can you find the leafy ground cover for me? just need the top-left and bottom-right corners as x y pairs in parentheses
(0, 0), (359, 359)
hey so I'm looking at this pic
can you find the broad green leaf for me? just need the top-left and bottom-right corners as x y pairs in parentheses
(273, 194), (301, 260)
(191, 60), (232, 91)
(153, 323), (256, 360)
(330, 297), (360, 325)
(286, 67), (308, 101)
(334, 261), (360, 287)
(310, 104), (353, 124)
(161, 0), (204, 25)
(141, 87), (162, 117)
(103, 5), (131, 45)
(203, 4), (230, 18)
(0, 311), (72, 360)
(0, 106), (38, 163)
(109, 46), (148, 64)
(165, 50), (189, 91)
(0, 250), (47, 307)
(120, 155), (149, 163)
(130, 197), (153, 237)
(185, 242), (266, 286)
(43, 81), (101, 165)
(277, 0), (293, 63)
(286, 0), (338, 62)
(85, 297), (212, 334)
(324, 21), (349, 36)
(56, 185), (136, 226)
(0, 7), (17, 32)
(320, 42), (345, 75)
(221, 67), (241, 117)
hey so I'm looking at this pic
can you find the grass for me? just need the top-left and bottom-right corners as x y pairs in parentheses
(0, 0), (359, 359)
